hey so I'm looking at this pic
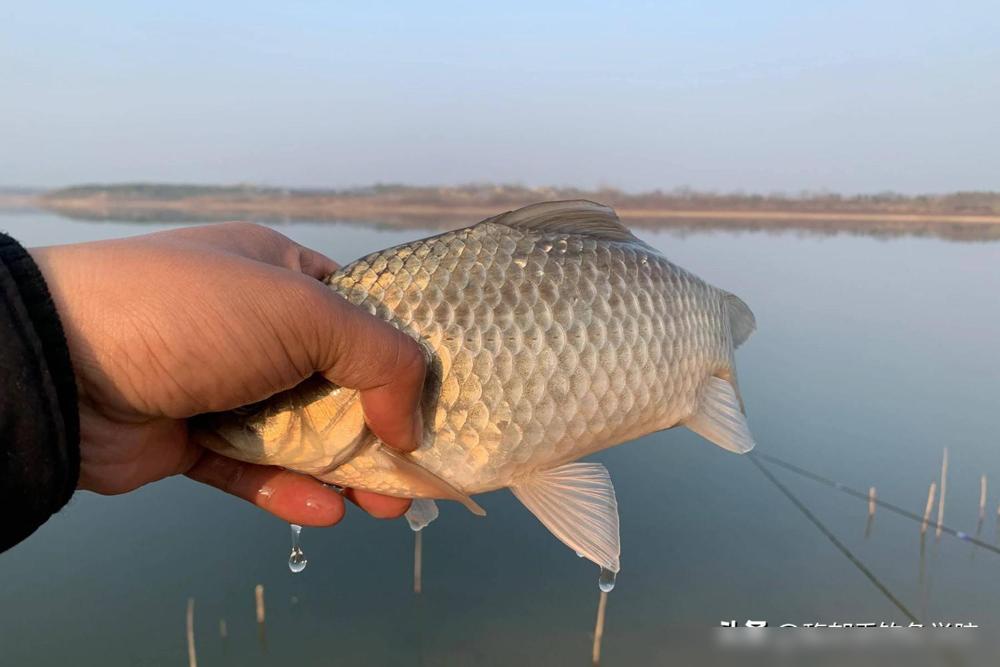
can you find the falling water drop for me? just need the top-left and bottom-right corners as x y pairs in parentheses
(288, 524), (308, 573)
(598, 567), (616, 593)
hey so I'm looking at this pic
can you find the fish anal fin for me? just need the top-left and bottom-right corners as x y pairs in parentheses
(684, 376), (755, 454)
(405, 499), (439, 531)
(490, 200), (638, 243)
(511, 462), (621, 573)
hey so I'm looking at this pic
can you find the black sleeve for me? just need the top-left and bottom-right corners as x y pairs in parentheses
(0, 234), (80, 553)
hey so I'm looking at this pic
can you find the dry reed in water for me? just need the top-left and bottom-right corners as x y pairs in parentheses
(921, 482), (937, 536)
(980, 475), (988, 522)
(186, 598), (197, 667)
(413, 530), (423, 594)
(255, 584), (266, 624)
(936, 448), (948, 540)
(592, 591), (608, 666)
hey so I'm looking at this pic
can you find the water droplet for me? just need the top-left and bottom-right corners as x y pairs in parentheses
(288, 524), (308, 573)
(576, 551), (585, 558)
(598, 567), (617, 593)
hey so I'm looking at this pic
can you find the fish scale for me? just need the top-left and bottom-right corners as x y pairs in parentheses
(196, 200), (756, 572)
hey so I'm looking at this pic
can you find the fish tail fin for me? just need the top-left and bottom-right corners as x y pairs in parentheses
(724, 292), (756, 349)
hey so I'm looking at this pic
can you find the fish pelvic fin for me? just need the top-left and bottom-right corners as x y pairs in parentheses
(319, 444), (486, 516)
(683, 376), (755, 454)
(379, 448), (486, 516)
(511, 462), (621, 573)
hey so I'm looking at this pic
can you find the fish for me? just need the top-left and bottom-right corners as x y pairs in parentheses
(194, 200), (756, 573)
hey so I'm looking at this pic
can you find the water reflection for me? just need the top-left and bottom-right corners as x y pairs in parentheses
(34, 204), (1000, 243)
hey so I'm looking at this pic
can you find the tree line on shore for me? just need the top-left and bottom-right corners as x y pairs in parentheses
(41, 182), (1000, 216)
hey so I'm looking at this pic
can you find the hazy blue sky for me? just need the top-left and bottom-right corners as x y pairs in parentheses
(2, 1), (998, 193)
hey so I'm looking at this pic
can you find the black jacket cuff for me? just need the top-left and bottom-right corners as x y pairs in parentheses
(0, 234), (80, 552)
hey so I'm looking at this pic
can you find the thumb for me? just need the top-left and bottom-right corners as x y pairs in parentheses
(304, 285), (428, 452)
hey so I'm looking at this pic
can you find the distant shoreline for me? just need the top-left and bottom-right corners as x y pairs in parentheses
(32, 195), (1000, 225)
(0, 194), (39, 211)
(6, 183), (1000, 240)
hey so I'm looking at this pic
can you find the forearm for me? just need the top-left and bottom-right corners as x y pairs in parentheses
(0, 234), (80, 552)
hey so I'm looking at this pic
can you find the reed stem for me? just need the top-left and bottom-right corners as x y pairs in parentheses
(255, 584), (266, 624)
(186, 598), (197, 667)
(592, 590), (608, 666)
(936, 448), (948, 540)
(979, 475), (987, 522)
(921, 482), (936, 536)
(414, 530), (423, 594)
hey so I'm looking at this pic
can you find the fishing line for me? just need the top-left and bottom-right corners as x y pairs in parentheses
(747, 454), (920, 623)
(751, 451), (1000, 557)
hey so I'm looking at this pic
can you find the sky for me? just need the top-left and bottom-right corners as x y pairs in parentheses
(2, 1), (998, 193)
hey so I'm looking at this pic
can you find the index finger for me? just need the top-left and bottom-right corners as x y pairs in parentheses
(150, 222), (340, 280)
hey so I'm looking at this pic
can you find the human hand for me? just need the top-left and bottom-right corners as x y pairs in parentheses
(30, 223), (426, 525)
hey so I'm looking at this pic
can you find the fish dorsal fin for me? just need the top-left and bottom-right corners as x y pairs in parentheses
(491, 200), (637, 243)
(683, 376), (755, 454)
(404, 498), (439, 531)
(725, 293), (756, 348)
(510, 462), (621, 572)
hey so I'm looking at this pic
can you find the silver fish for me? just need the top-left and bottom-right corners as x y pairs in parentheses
(196, 201), (756, 572)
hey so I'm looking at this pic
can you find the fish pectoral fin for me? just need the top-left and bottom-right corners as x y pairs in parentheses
(683, 376), (755, 454)
(405, 499), (439, 531)
(510, 462), (621, 573)
(380, 448), (487, 517)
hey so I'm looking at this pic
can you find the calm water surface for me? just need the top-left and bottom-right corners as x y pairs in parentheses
(1, 211), (998, 665)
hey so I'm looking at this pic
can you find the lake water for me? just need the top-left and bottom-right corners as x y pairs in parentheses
(1, 210), (998, 665)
